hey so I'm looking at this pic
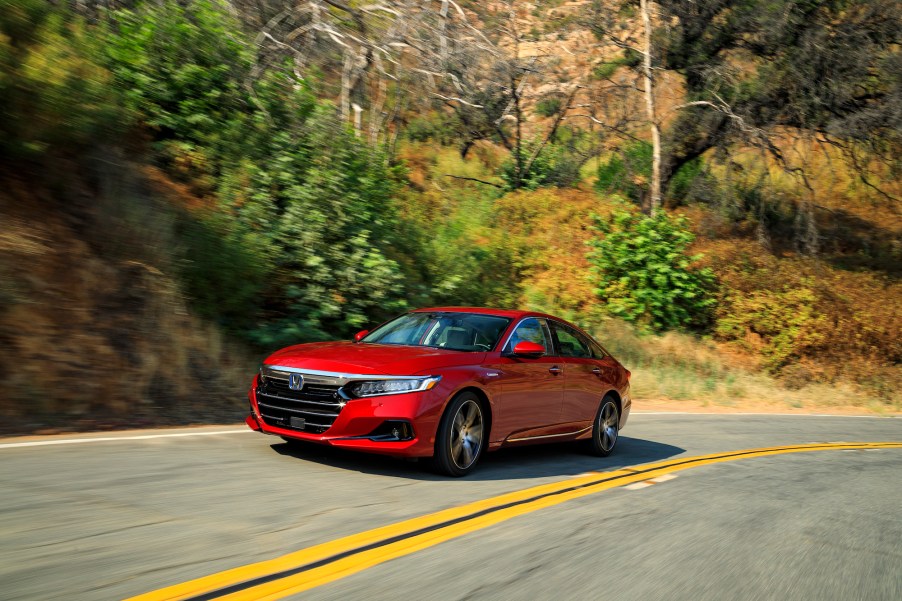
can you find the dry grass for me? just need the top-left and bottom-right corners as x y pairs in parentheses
(592, 319), (900, 414)
(0, 170), (255, 435)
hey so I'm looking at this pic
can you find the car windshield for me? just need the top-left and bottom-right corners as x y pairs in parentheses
(362, 312), (512, 352)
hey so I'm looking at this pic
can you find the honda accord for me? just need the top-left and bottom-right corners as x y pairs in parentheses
(246, 307), (631, 475)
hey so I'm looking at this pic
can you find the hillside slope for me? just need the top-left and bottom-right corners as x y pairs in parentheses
(0, 162), (250, 434)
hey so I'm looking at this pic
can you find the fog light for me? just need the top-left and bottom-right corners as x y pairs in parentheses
(366, 420), (414, 441)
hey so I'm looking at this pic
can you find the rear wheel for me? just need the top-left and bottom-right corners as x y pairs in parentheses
(433, 392), (486, 477)
(585, 397), (619, 456)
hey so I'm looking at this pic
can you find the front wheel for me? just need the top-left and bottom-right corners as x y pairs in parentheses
(433, 392), (486, 477)
(585, 397), (619, 457)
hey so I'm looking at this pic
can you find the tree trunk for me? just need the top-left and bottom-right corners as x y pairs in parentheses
(513, 75), (524, 189)
(640, 0), (661, 215)
(340, 50), (352, 123)
(660, 111), (727, 197)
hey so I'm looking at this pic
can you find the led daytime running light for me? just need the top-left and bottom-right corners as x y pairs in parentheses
(347, 376), (440, 398)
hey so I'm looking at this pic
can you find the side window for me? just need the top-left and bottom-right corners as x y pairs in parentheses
(589, 340), (609, 359)
(503, 318), (550, 354)
(552, 323), (592, 358)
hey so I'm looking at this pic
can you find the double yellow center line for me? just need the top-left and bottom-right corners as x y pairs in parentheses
(127, 441), (902, 601)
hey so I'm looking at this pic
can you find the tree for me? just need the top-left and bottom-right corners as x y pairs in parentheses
(639, 0), (662, 213)
(657, 0), (902, 201)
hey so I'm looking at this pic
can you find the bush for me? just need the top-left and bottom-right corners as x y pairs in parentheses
(596, 141), (708, 204)
(240, 97), (409, 346)
(588, 207), (717, 331)
(0, 1), (124, 160)
(499, 141), (582, 190)
(595, 142), (653, 202)
(101, 2), (409, 345)
(535, 97), (563, 117)
(715, 284), (826, 370)
(104, 0), (252, 188)
(404, 114), (458, 145)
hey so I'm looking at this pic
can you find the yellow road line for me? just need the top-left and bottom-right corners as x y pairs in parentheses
(126, 441), (902, 601)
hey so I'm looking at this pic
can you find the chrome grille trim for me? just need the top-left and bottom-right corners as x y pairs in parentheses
(256, 402), (338, 419)
(261, 365), (428, 386)
(255, 390), (343, 408)
(256, 368), (351, 433)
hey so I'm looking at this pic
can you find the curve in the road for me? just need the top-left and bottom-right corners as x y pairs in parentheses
(125, 441), (902, 601)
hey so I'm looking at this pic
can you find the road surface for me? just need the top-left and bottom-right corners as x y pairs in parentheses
(1, 413), (900, 600)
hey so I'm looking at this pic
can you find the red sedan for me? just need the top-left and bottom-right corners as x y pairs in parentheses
(246, 307), (631, 476)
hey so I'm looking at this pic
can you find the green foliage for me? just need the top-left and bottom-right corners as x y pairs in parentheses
(595, 142), (653, 202)
(588, 207), (717, 331)
(595, 141), (708, 204)
(591, 62), (620, 80)
(248, 105), (408, 346)
(0, 0), (123, 160)
(500, 140), (582, 191)
(392, 176), (528, 310)
(535, 97), (563, 117)
(715, 284), (826, 371)
(591, 48), (642, 80)
(404, 113), (456, 145)
(100, 1), (408, 345)
(104, 0), (252, 189)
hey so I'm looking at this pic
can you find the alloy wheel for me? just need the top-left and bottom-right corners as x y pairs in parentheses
(450, 399), (484, 470)
(598, 400), (619, 452)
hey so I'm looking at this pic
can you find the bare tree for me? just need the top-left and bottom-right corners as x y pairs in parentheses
(639, 0), (661, 213)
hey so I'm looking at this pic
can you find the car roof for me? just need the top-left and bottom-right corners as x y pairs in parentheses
(411, 306), (559, 321)
(406, 307), (612, 356)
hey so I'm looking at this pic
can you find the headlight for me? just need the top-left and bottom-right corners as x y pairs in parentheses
(344, 376), (441, 398)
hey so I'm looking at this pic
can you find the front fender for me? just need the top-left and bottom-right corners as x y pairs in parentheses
(416, 366), (499, 445)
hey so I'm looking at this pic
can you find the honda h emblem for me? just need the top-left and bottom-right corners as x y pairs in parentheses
(288, 373), (304, 391)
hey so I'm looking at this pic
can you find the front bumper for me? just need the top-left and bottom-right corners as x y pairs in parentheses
(247, 381), (440, 457)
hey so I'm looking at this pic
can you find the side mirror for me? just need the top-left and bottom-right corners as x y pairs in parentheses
(512, 340), (546, 358)
(353, 329), (369, 343)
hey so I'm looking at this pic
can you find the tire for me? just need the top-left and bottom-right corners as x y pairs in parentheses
(433, 392), (486, 477)
(585, 396), (619, 457)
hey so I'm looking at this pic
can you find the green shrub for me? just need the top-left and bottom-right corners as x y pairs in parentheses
(535, 97), (563, 117)
(715, 283), (827, 371)
(591, 62), (620, 80)
(404, 114), (457, 145)
(595, 141), (708, 204)
(499, 141), (582, 190)
(242, 102), (409, 346)
(0, 1), (124, 160)
(595, 142), (653, 201)
(591, 48), (642, 80)
(101, 2), (409, 345)
(588, 207), (717, 331)
(104, 0), (252, 185)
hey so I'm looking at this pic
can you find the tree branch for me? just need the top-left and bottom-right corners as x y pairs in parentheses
(444, 174), (504, 188)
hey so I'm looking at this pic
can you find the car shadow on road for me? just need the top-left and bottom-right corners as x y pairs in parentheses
(271, 436), (685, 481)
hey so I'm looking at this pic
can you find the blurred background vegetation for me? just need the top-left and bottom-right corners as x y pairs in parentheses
(0, 0), (899, 432)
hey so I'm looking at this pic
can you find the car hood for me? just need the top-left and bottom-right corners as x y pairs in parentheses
(264, 341), (485, 375)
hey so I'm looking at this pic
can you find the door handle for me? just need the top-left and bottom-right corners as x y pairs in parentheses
(592, 367), (602, 375)
(549, 366), (562, 375)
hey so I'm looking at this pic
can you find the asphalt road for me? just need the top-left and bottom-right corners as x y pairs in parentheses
(1, 414), (900, 601)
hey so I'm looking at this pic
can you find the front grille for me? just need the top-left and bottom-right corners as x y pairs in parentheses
(256, 376), (344, 434)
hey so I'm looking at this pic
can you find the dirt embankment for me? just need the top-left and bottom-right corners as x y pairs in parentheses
(0, 161), (253, 435)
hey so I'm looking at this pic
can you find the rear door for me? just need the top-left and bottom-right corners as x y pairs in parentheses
(488, 318), (564, 441)
(551, 322), (613, 427)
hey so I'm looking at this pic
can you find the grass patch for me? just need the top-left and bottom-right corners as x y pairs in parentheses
(587, 318), (899, 413)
